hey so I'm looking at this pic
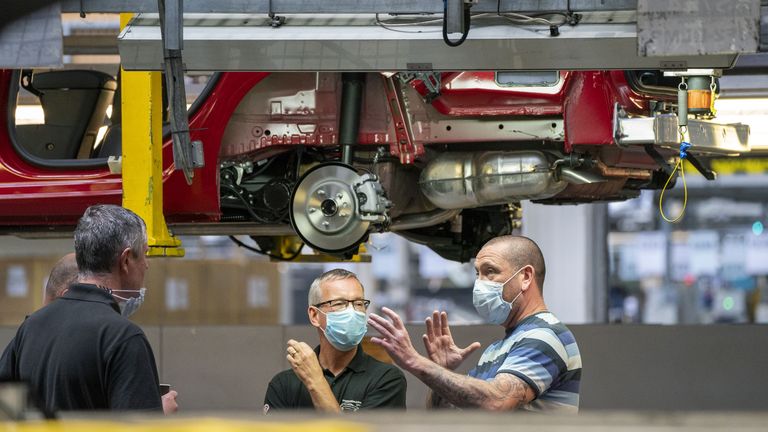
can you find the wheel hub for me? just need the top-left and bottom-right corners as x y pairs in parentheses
(290, 163), (370, 254)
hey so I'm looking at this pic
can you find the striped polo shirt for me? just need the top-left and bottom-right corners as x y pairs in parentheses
(467, 311), (581, 412)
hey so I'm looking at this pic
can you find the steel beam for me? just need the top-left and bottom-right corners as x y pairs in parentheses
(617, 114), (750, 155)
(62, 0), (639, 14)
(118, 15), (738, 71)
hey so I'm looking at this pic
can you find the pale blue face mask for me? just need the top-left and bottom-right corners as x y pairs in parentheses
(473, 267), (525, 325)
(317, 306), (367, 352)
(112, 288), (146, 318)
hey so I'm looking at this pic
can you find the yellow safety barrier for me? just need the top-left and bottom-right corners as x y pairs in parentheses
(2, 418), (367, 432)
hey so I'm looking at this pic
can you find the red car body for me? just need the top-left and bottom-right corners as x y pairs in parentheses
(0, 68), (672, 257)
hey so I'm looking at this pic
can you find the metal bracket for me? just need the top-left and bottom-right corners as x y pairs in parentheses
(158, 0), (201, 185)
(267, 0), (285, 27)
(644, 144), (674, 177)
(398, 71), (441, 103)
(685, 154), (717, 180)
(382, 75), (424, 164)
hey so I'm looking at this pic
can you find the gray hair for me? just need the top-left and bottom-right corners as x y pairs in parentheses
(74, 204), (147, 276)
(308, 268), (363, 306)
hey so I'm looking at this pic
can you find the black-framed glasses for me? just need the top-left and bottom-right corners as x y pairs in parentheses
(314, 298), (371, 312)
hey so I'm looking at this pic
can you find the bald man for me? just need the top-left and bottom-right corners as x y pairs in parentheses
(368, 235), (582, 412)
(44, 253), (78, 305)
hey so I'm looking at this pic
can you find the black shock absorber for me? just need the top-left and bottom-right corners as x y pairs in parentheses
(339, 73), (366, 165)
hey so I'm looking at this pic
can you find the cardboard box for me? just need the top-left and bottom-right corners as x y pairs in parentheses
(237, 259), (281, 325)
(160, 260), (204, 325)
(200, 260), (243, 325)
(0, 257), (57, 325)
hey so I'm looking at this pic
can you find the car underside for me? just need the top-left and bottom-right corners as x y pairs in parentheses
(0, 68), (750, 261)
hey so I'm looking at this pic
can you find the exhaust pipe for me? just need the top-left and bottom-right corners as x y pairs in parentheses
(419, 151), (567, 209)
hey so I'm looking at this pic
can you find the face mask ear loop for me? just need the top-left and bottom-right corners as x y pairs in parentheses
(509, 286), (524, 305)
(501, 265), (526, 288)
(501, 265), (528, 308)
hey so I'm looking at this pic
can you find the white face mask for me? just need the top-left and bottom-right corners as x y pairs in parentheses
(112, 288), (146, 318)
(472, 267), (525, 325)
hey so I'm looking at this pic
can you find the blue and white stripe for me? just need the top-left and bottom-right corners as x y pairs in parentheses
(468, 312), (581, 412)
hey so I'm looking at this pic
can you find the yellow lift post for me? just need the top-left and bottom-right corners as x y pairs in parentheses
(119, 14), (184, 257)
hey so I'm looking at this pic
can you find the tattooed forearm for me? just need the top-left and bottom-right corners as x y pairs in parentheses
(427, 390), (455, 409)
(416, 361), (531, 410)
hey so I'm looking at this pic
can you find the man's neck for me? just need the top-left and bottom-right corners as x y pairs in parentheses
(505, 297), (548, 330)
(317, 338), (357, 377)
(78, 274), (120, 292)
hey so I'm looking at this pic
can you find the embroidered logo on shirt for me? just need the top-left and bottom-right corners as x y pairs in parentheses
(340, 399), (362, 411)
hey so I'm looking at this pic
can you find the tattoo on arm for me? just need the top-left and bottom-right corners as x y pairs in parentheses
(427, 390), (455, 409)
(418, 363), (532, 410)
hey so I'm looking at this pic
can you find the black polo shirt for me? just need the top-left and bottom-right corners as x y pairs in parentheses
(0, 284), (162, 413)
(264, 345), (406, 411)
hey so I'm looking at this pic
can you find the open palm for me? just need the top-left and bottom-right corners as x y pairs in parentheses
(422, 310), (481, 370)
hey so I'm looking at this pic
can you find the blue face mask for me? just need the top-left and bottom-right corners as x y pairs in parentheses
(473, 267), (525, 325)
(317, 306), (367, 352)
(112, 288), (146, 318)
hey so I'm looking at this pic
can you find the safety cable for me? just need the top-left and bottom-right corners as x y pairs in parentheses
(375, 8), (578, 37)
(658, 137), (691, 223)
(442, 1), (471, 47)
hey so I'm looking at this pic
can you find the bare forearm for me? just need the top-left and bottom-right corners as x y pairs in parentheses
(412, 357), (527, 410)
(306, 381), (341, 413)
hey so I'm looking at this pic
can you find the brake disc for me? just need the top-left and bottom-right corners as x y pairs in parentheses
(290, 162), (370, 254)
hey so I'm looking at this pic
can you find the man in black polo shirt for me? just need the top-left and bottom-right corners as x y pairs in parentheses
(0, 205), (170, 413)
(264, 269), (406, 412)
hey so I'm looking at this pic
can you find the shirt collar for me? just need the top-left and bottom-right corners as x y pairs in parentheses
(313, 343), (368, 374)
(61, 283), (121, 314)
(505, 310), (549, 336)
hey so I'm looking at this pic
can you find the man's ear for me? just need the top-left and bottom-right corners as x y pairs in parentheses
(521, 265), (535, 292)
(308, 306), (321, 328)
(119, 248), (132, 274)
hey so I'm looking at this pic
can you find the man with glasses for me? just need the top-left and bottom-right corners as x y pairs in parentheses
(263, 269), (406, 412)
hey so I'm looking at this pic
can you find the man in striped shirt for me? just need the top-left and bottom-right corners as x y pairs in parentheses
(369, 235), (581, 412)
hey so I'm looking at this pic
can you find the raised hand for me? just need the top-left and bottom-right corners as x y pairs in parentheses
(422, 310), (481, 370)
(368, 307), (422, 370)
(286, 339), (324, 389)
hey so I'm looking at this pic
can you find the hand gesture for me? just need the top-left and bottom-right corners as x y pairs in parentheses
(286, 339), (324, 389)
(368, 307), (422, 370)
(423, 310), (481, 370)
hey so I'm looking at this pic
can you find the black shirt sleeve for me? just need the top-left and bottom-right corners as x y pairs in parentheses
(0, 336), (18, 381)
(106, 334), (162, 411)
(264, 374), (291, 411)
(361, 366), (407, 409)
